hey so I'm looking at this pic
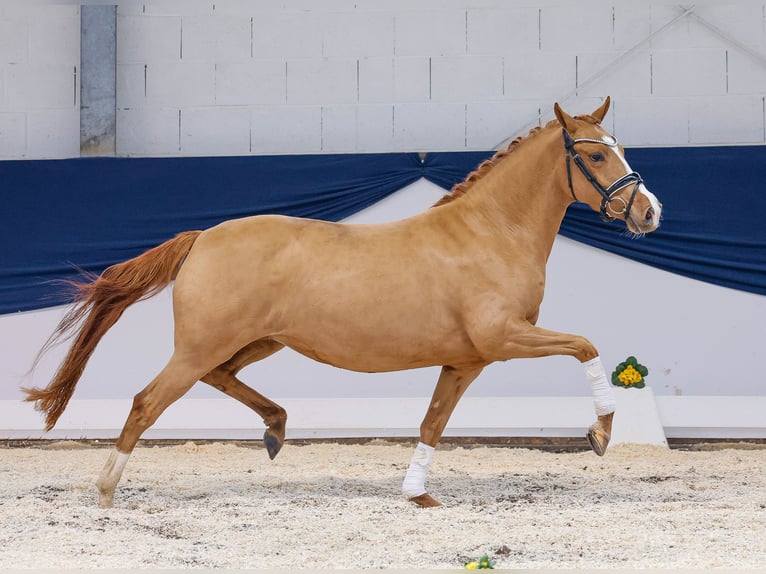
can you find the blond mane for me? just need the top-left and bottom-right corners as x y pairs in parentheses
(432, 115), (598, 208)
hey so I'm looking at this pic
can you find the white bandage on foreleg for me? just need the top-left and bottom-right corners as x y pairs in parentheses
(401, 442), (435, 498)
(584, 356), (616, 416)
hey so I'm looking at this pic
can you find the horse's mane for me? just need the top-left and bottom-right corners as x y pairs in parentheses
(432, 115), (598, 207)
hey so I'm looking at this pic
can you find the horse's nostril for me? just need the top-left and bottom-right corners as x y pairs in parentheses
(645, 207), (655, 221)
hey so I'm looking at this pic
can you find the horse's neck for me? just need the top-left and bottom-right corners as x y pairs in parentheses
(460, 129), (571, 262)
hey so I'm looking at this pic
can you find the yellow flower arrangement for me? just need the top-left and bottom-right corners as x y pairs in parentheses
(611, 356), (648, 388)
(465, 554), (495, 569)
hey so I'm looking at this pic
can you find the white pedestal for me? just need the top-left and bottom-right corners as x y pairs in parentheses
(610, 386), (668, 447)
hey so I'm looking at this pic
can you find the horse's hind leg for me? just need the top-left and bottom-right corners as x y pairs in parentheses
(96, 353), (208, 508)
(200, 339), (287, 459)
(404, 365), (484, 508)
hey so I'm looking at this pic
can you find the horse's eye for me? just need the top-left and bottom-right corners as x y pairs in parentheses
(589, 152), (605, 163)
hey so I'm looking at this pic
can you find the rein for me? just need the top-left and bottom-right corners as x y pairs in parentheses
(562, 129), (643, 223)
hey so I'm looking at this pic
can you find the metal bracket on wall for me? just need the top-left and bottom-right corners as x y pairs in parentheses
(80, 4), (117, 156)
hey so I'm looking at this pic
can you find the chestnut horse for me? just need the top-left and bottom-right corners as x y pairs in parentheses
(25, 98), (661, 508)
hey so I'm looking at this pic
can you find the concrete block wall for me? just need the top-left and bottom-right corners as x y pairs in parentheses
(2, 1), (765, 159)
(0, 5), (80, 159)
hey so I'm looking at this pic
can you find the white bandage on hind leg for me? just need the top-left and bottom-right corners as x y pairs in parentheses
(584, 356), (616, 416)
(401, 442), (435, 498)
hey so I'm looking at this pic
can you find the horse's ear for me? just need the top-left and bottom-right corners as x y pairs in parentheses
(591, 96), (611, 124)
(554, 102), (575, 131)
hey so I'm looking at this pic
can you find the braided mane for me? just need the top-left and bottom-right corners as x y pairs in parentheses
(432, 116), (597, 208)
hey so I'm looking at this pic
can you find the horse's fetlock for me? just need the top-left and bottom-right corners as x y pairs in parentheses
(573, 336), (597, 362)
(266, 406), (287, 427)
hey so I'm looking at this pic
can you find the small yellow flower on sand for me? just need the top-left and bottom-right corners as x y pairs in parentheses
(465, 562), (479, 570)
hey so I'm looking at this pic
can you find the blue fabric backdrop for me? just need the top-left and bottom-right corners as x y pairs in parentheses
(2, 146), (764, 314)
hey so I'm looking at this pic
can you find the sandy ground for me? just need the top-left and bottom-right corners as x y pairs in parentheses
(0, 440), (764, 570)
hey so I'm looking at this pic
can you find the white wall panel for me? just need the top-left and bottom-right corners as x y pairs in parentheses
(146, 61), (216, 107)
(613, 97), (689, 146)
(466, 100), (548, 149)
(652, 49), (727, 97)
(251, 12), (323, 59)
(689, 3), (766, 50)
(6, 64), (75, 109)
(612, 4), (652, 51)
(727, 51), (766, 94)
(357, 58), (394, 104)
(688, 95), (765, 144)
(116, 63), (145, 109)
(26, 6), (79, 65)
(392, 58), (431, 102)
(467, 8), (540, 54)
(26, 109), (80, 158)
(0, 1), (755, 158)
(649, 5), (696, 51)
(577, 52), (652, 98)
(143, 0), (216, 16)
(320, 106), (357, 152)
(430, 56), (504, 102)
(0, 17), (28, 64)
(394, 11), (466, 57)
(539, 2), (614, 52)
(322, 12), (394, 58)
(0, 112), (26, 158)
(181, 107), (251, 155)
(117, 15), (181, 64)
(215, 60), (286, 106)
(117, 108), (180, 156)
(504, 52), (576, 99)
(356, 104), (396, 151)
(181, 15), (251, 62)
(286, 59), (357, 105)
(250, 105), (321, 153)
(393, 102), (466, 150)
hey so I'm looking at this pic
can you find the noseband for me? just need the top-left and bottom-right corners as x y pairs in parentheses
(562, 129), (643, 223)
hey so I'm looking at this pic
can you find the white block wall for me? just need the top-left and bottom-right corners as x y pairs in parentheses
(0, 5), (80, 159)
(2, 1), (765, 159)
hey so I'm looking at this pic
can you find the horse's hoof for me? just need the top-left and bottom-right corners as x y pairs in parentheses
(97, 489), (114, 508)
(409, 493), (442, 507)
(587, 412), (614, 457)
(263, 430), (283, 460)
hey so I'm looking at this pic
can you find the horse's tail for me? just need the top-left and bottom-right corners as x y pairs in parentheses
(23, 230), (202, 431)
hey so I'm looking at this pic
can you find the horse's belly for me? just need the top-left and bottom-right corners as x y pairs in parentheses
(273, 322), (479, 373)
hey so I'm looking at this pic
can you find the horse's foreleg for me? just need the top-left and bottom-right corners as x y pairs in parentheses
(582, 357), (614, 456)
(500, 322), (615, 457)
(96, 355), (206, 508)
(404, 365), (484, 507)
(200, 339), (287, 460)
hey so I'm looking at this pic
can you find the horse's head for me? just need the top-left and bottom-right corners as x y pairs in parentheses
(554, 97), (662, 235)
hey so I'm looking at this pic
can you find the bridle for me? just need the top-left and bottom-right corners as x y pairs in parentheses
(562, 129), (643, 223)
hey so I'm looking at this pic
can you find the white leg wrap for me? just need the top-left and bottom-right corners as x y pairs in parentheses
(401, 442), (435, 498)
(584, 356), (616, 416)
